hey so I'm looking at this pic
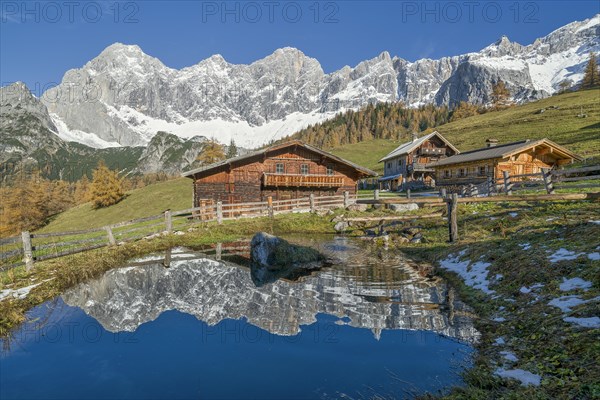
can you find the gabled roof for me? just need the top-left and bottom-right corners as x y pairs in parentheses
(182, 140), (378, 178)
(379, 131), (459, 163)
(430, 138), (582, 168)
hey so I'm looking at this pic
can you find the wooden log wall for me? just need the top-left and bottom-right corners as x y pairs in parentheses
(192, 147), (361, 205)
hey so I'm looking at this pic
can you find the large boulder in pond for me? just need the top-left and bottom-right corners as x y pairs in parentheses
(250, 232), (324, 286)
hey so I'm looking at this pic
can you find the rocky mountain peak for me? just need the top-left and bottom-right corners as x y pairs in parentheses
(1, 81), (36, 104)
(25, 14), (600, 149)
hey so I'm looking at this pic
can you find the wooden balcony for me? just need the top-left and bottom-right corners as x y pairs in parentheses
(263, 173), (344, 187)
(408, 162), (435, 173)
(417, 147), (445, 156)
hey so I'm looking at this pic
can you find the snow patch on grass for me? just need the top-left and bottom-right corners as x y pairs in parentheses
(495, 368), (541, 386)
(587, 252), (600, 261)
(519, 243), (531, 251)
(563, 316), (600, 328)
(548, 248), (583, 263)
(494, 337), (506, 345)
(548, 295), (587, 312)
(520, 283), (544, 294)
(439, 253), (494, 294)
(548, 295), (600, 312)
(500, 351), (519, 362)
(559, 277), (592, 292)
(0, 282), (45, 301)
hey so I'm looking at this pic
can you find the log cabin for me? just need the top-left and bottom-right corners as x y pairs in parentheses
(431, 138), (582, 190)
(182, 140), (377, 207)
(378, 131), (459, 190)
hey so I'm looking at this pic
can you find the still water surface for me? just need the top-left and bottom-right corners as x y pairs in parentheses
(1, 237), (477, 399)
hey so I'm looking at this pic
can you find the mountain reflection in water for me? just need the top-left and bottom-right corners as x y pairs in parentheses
(62, 237), (479, 342)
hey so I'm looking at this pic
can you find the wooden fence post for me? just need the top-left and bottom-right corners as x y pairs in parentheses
(447, 193), (459, 243)
(542, 168), (555, 195)
(406, 188), (411, 199)
(104, 226), (116, 246)
(503, 171), (512, 195)
(164, 210), (172, 233)
(343, 191), (350, 208)
(267, 196), (274, 218)
(487, 176), (495, 196)
(216, 201), (223, 224)
(439, 188), (447, 198)
(21, 231), (34, 271)
(309, 194), (315, 212)
(374, 189), (380, 200)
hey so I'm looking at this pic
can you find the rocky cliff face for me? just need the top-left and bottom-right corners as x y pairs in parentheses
(135, 132), (207, 175)
(62, 246), (479, 342)
(38, 14), (599, 148)
(0, 83), (142, 181)
(1, 82), (59, 155)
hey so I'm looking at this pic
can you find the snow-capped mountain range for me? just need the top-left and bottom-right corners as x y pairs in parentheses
(5, 14), (600, 150)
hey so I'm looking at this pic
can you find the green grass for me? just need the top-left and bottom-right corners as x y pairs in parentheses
(328, 89), (600, 174)
(40, 178), (193, 233)
(330, 138), (401, 174)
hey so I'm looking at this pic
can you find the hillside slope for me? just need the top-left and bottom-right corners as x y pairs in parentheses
(40, 178), (192, 233)
(431, 88), (600, 158)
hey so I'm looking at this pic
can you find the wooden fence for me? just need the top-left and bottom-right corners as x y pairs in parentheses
(460, 165), (600, 198)
(0, 194), (350, 273)
(356, 165), (600, 243)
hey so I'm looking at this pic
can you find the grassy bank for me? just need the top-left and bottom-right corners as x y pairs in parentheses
(391, 200), (600, 399)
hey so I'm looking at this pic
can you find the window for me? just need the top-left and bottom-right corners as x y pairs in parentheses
(479, 166), (486, 176)
(387, 162), (392, 170)
(276, 163), (284, 174)
(444, 170), (451, 178)
(459, 168), (465, 177)
(326, 165), (334, 176)
(300, 164), (309, 175)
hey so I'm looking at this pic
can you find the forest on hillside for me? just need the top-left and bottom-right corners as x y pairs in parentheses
(280, 102), (465, 149)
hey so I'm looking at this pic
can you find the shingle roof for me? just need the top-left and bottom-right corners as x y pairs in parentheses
(430, 138), (581, 167)
(181, 140), (378, 178)
(379, 131), (459, 162)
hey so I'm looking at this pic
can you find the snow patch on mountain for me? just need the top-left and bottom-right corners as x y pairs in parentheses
(50, 114), (122, 148)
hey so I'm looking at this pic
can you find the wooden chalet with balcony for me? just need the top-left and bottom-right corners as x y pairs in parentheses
(430, 138), (582, 190)
(378, 131), (459, 190)
(182, 140), (377, 206)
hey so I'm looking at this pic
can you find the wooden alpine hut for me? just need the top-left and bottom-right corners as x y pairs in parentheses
(182, 140), (377, 207)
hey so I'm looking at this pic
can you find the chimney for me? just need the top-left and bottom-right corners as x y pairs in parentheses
(412, 132), (418, 142)
(486, 138), (498, 148)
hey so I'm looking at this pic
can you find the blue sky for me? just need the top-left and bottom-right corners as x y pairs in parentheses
(1, 0), (598, 93)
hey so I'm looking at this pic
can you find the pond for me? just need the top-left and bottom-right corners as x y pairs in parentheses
(1, 237), (478, 399)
